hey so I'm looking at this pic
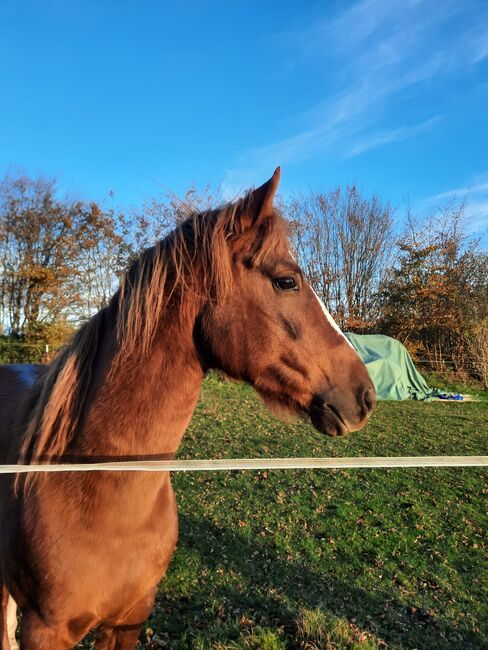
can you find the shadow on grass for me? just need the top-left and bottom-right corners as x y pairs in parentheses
(150, 513), (484, 649)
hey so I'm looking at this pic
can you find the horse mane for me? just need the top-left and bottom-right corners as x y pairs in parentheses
(19, 194), (287, 464)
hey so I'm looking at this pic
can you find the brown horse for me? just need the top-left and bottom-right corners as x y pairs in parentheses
(0, 168), (375, 649)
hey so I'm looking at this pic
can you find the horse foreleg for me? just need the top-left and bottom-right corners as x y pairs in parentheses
(6, 596), (18, 650)
(94, 589), (156, 650)
(19, 610), (79, 650)
(94, 623), (145, 650)
(1, 586), (17, 650)
(0, 585), (7, 650)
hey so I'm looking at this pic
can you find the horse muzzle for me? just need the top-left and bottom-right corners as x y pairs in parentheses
(309, 383), (376, 436)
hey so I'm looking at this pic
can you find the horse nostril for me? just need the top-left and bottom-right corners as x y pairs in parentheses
(357, 385), (376, 419)
(363, 386), (376, 414)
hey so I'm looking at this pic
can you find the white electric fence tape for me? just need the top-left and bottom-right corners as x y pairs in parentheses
(0, 456), (487, 473)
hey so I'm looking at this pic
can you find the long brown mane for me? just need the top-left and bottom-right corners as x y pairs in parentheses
(19, 195), (287, 465)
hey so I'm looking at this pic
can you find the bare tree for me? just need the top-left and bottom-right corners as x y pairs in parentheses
(130, 183), (218, 254)
(287, 186), (394, 329)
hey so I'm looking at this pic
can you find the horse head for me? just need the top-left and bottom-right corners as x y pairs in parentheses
(197, 168), (376, 436)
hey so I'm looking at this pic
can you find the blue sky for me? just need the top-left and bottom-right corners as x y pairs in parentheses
(1, 0), (487, 237)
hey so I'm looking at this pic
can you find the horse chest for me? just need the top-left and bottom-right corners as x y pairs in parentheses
(15, 476), (178, 614)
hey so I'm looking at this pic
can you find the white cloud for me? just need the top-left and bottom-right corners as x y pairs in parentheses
(467, 26), (488, 64)
(421, 176), (488, 235)
(229, 0), (487, 178)
(465, 199), (488, 232)
(428, 181), (488, 203)
(346, 116), (441, 158)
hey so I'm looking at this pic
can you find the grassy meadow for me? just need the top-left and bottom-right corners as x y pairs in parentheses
(131, 375), (488, 650)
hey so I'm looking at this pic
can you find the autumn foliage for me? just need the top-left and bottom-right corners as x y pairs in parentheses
(1, 172), (487, 385)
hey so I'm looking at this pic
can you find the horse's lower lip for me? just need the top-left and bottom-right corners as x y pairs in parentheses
(309, 398), (348, 436)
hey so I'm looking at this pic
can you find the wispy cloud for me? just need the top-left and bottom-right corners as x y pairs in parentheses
(346, 116), (441, 158)
(466, 200), (488, 233)
(466, 25), (488, 64)
(421, 175), (488, 235)
(227, 0), (487, 183)
(428, 181), (488, 203)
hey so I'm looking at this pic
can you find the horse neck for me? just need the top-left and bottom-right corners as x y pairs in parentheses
(77, 309), (204, 460)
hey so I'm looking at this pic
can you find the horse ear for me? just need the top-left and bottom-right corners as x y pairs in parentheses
(235, 167), (281, 232)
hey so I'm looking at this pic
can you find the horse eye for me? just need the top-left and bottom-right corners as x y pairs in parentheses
(274, 277), (298, 291)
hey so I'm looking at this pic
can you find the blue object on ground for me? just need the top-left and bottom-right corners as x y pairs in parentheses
(438, 393), (464, 401)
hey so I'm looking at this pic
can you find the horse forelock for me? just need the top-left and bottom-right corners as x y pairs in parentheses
(18, 196), (288, 468)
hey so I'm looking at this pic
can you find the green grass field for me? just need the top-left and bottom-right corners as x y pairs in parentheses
(135, 376), (488, 650)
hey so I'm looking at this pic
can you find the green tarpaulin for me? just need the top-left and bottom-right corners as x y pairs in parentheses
(345, 333), (438, 401)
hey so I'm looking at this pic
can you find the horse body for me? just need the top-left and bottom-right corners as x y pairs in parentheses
(1, 320), (202, 648)
(0, 169), (376, 648)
